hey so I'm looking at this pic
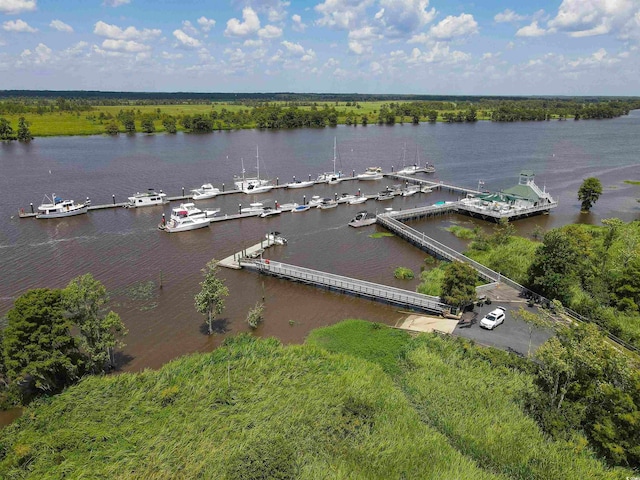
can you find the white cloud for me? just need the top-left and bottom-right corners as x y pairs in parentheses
(102, 0), (130, 6)
(315, 0), (374, 30)
(244, 38), (263, 47)
(94, 21), (161, 41)
(181, 20), (198, 36)
(258, 24), (282, 39)
(173, 29), (201, 48)
(20, 42), (52, 64)
(516, 21), (547, 37)
(2, 19), (37, 32)
(370, 60), (383, 75)
(291, 14), (306, 32)
(374, 0), (436, 38)
(548, 0), (637, 38)
(197, 16), (216, 33)
(567, 47), (619, 68)
(430, 13), (478, 39)
(0, 0), (36, 15)
(281, 40), (305, 56)
(161, 51), (183, 60)
(225, 7), (260, 37)
(506, 41), (515, 49)
(407, 42), (471, 64)
(62, 41), (88, 57)
(50, 19), (73, 33)
(347, 25), (380, 55)
(102, 39), (151, 52)
(494, 9), (525, 23)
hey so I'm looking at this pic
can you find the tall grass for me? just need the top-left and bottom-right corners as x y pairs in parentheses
(0, 333), (498, 479)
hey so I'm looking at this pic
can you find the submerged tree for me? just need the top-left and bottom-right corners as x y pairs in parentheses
(577, 177), (603, 212)
(0, 117), (14, 141)
(246, 302), (264, 329)
(63, 274), (127, 373)
(195, 260), (229, 335)
(16, 116), (33, 142)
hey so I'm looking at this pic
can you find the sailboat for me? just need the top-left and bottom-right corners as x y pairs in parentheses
(234, 146), (274, 194)
(316, 137), (343, 184)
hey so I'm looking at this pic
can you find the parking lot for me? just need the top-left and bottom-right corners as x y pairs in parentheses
(454, 302), (555, 357)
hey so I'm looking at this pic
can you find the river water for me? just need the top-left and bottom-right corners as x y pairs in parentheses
(0, 114), (638, 373)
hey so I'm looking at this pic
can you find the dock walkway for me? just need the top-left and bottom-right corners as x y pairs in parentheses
(240, 259), (448, 314)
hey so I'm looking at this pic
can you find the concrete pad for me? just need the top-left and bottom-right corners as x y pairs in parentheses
(396, 315), (459, 334)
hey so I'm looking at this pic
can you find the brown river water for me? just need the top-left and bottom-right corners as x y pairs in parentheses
(0, 117), (638, 382)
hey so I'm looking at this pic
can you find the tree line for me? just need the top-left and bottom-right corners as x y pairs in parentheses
(0, 117), (33, 142)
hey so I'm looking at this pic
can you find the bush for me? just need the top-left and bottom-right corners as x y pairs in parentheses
(393, 267), (414, 280)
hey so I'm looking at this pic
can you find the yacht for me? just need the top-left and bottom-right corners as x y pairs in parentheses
(127, 189), (167, 208)
(357, 167), (383, 181)
(348, 195), (368, 205)
(318, 198), (338, 209)
(191, 183), (220, 200)
(276, 202), (298, 212)
(240, 202), (265, 214)
(36, 194), (89, 219)
(259, 207), (282, 218)
(397, 164), (420, 175)
(176, 202), (219, 219)
(336, 193), (358, 204)
(159, 209), (210, 233)
(266, 232), (288, 245)
(348, 211), (377, 228)
(292, 204), (311, 213)
(286, 178), (315, 189)
(377, 188), (395, 201)
(316, 137), (343, 184)
(234, 147), (274, 194)
(308, 196), (324, 207)
(401, 185), (421, 197)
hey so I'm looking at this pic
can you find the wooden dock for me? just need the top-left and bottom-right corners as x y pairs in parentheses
(218, 237), (280, 269)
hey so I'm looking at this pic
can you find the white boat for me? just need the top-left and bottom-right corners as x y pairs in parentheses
(176, 202), (219, 219)
(240, 202), (265, 214)
(318, 198), (338, 209)
(348, 196), (368, 205)
(401, 185), (421, 197)
(377, 188), (395, 201)
(357, 167), (383, 181)
(397, 164), (420, 175)
(348, 211), (377, 228)
(259, 207), (282, 218)
(317, 137), (344, 184)
(286, 179), (315, 189)
(191, 183), (220, 200)
(308, 195), (324, 207)
(234, 147), (274, 194)
(277, 202), (298, 212)
(36, 193), (89, 219)
(336, 193), (357, 204)
(159, 210), (210, 233)
(292, 204), (311, 213)
(421, 185), (433, 193)
(127, 189), (167, 208)
(266, 231), (288, 245)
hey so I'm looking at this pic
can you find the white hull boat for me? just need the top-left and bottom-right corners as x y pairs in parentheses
(176, 203), (219, 219)
(348, 211), (377, 228)
(159, 212), (210, 233)
(191, 183), (221, 200)
(36, 194), (89, 219)
(241, 202), (265, 214)
(397, 164), (420, 175)
(260, 207), (282, 218)
(308, 196), (323, 207)
(336, 193), (357, 204)
(127, 189), (167, 208)
(318, 199), (338, 209)
(292, 204), (311, 213)
(348, 196), (368, 205)
(317, 137), (343, 184)
(266, 232), (288, 245)
(277, 203), (298, 212)
(402, 185), (421, 197)
(357, 167), (383, 181)
(235, 147), (274, 194)
(286, 180), (315, 189)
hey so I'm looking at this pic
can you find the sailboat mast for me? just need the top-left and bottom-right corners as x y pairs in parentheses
(256, 145), (260, 180)
(333, 137), (337, 174)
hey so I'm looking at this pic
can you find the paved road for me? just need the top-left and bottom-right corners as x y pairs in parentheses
(454, 302), (554, 357)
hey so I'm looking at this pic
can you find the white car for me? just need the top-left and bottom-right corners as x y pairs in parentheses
(479, 307), (506, 330)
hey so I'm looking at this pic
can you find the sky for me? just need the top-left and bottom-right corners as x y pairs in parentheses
(1, 0), (639, 95)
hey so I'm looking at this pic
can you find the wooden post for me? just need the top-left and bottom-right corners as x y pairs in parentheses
(112, 194), (116, 205)
(159, 270), (163, 289)
(222, 183), (225, 192)
(30, 203), (34, 213)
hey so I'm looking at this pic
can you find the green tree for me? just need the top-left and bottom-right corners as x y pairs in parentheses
(119, 112), (136, 134)
(2, 289), (81, 398)
(16, 116), (33, 142)
(63, 274), (127, 373)
(440, 261), (477, 311)
(427, 110), (438, 123)
(577, 177), (603, 212)
(195, 260), (229, 335)
(162, 116), (177, 134)
(105, 121), (119, 136)
(0, 117), (14, 140)
(140, 114), (156, 134)
(246, 302), (264, 329)
(491, 217), (515, 246)
(361, 115), (368, 126)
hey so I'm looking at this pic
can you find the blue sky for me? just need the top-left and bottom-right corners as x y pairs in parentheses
(1, 0), (639, 94)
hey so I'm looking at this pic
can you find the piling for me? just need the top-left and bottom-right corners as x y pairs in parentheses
(112, 195), (116, 205)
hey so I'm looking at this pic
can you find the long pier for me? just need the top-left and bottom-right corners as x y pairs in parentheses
(240, 259), (449, 314)
(384, 174), (482, 196)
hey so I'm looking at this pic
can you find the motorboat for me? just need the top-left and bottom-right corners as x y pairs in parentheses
(336, 193), (357, 204)
(422, 163), (436, 174)
(318, 198), (338, 209)
(308, 195), (324, 207)
(36, 193), (89, 219)
(376, 188), (395, 201)
(266, 231), (288, 245)
(176, 202), (219, 219)
(348, 196), (368, 205)
(127, 189), (167, 208)
(191, 183), (220, 200)
(234, 147), (274, 194)
(292, 204), (311, 213)
(348, 211), (377, 228)
(402, 185), (421, 197)
(317, 137), (344, 184)
(357, 167), (383, 181)
(276, 202), (298, 212)
(397, 164), (420, 175)
(159, 210), (210, 233)
(241, 202), (265, 214)
(421, 185), (433, 193)
(259, 207), (282, 218)
(286, 179), (315, 189)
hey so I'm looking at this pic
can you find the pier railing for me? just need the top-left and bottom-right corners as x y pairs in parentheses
(241, 259), (449, 314)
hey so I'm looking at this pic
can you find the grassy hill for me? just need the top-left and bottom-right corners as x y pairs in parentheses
(0, 321), (630, 479)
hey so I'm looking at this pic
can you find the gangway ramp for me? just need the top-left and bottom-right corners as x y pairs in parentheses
(240, 259), (449, 315)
